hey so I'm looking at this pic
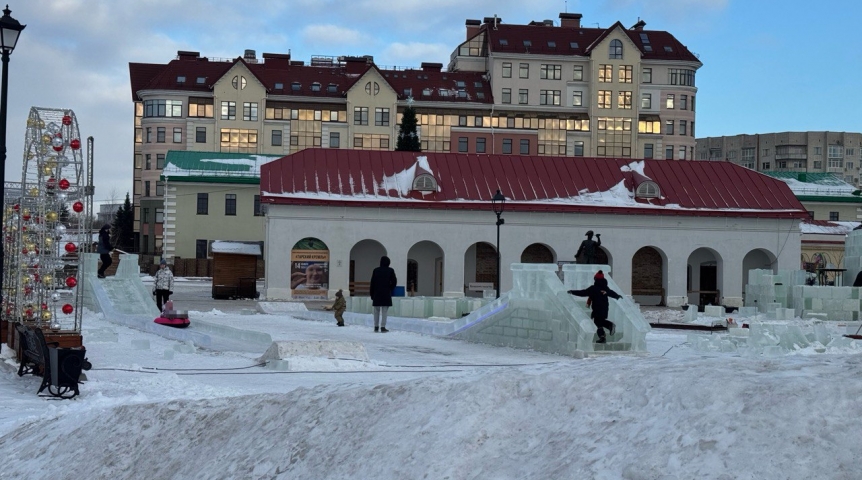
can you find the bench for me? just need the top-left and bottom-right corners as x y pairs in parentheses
(16, 324), (88, 399)
(349, 281), (370, 297)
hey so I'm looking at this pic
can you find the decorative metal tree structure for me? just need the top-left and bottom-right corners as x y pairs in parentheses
(2, 107), (88, 332)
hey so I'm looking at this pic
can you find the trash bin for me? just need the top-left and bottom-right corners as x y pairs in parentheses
(47, 346), (86, 398)
(392, 286), (405, 297)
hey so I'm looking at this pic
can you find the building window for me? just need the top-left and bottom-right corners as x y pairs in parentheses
(375, 107), (390, 126)
(196, 127), (206, 143)
(518, 89), (528, 104)
(679, 120), (687, 136)
(666, 94), (675, 109)
(609, 39), (623, 59)
(573, 91), (583, 106)
(353, 136), (364, 148)
(354, 107), (368, 125)
(219, 128), (258, 153)
(665, 121), (674, 135)
(642, 68), (652, 83)
(830, 212), (839, 221)
(618, 65), (632, 83)
(156, 127), (165, 143)
(143, 99), (183, 117)
(814, 146), (822, 155)
(641, 93), (651, 109)
(146, 127), (152, 143)
(197, 193), (208, 215)
(574, 141), (584, 156)
(618, 91), (632, 109)
(741, 147), (755, 168)
(188, 97), (214, 118)
(519, 63), (529, 78)
(172, 127), (182, 143)
(540, 64), (562, 80)
(156, 181), (164, 196)
(680, 95), (688, 110)
(540, 90), (561, 106)
(243, 102), (258, 121)
(520, 139), (530, 155)
(458, 137), (468, 153)
(476, 137), (486, 153)
(458, 115), (467, 127)
(668, 68), (695, 86)
(330, 132), (340, 148)
(144, 180), (150, 197)
(254, 195), (263, 216)
(644, 144), (654, 159)
(271, 130), (282, 146)
(502, 88), (511, 104)
(196, 240), (208, 259)
(678, 146), (687, 160)
(502, 62), (512, 78)
(598, 64), (612, 83)
(762, 162), (771, 169)
(157, 154), (165, 169)
(638, 119), (660, 134)
(143, 208), (150, 223)
(221, 101), (236, 120)
(598, 90), (612, 109)
(225, 194), (237, 216)
(502, 139), (512, 154)
(665, 145), (673, 160)
(145, 154), (151, 170)
(573, 65), (583, 81)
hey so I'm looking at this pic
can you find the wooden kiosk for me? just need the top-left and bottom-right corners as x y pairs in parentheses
(211, 240), (262, 299)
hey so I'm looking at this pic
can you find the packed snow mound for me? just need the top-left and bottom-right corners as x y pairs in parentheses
(257, 340), (369, 363)
(3, 356), (862, 479)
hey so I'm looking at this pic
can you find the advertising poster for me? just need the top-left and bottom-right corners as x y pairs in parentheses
(291, 238), (330, 299)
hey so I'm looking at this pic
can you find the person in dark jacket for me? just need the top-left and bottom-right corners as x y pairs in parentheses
(369, 256), (397, 332)
(575, 230), (601, 264)
(96, 224), (113, 278)
(568, 270), (621, 343)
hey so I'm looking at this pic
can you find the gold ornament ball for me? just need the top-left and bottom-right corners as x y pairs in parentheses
(41, 134), (52, 145)
(28, 187), (39, 196)
(41, 311), (53, 321)
(46, 211), (58, 222)
(42, 165), (53, 176)
(42, 274), (53, 285)
(44, 237), (54, 247)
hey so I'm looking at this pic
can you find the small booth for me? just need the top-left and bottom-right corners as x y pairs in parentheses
(211, 240), (262, 299)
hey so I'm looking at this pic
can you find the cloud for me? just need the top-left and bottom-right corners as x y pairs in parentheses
(379, 43), (453, 68)
(300, 24), (370, 49)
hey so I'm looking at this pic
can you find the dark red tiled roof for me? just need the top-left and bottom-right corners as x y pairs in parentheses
(129, 55), (493, 103)
(260, 150), (807, 219)
(483, 22), (700, 63)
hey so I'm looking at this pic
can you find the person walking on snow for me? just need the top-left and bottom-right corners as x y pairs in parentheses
(96, 224), (114, 278)
(154, 258), (175, 312)
(369, 255), (397, 332)
(325, 289), (347, 327)
(568, 270), (621, 343)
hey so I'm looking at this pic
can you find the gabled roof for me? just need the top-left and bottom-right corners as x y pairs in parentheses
(800, 220), (861, 235)
(762, 171), (861, 198)
(129, 54), (493, 103)
(260, 149), (807, 219)
(161, 151), (282, 184)
(482, 22), (700, 63)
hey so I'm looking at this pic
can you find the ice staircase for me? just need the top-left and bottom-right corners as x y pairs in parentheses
(81, 253), (271, 352)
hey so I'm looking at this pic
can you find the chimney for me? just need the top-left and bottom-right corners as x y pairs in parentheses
(466, 19), (481, 39)
(343, 56), (372, 74)
(243, 49), (257, 62)
(559, 12), (582, 28)
(421, 62), (443, 72)
(630, 19), (646, 30)
(483, 16), (502, 29)
(177, 50), (201, 61)
(262, 52), (291, 68)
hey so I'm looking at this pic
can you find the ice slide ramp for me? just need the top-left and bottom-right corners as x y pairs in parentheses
(80, 254), (271, 352)
(452, 263), (650, 355)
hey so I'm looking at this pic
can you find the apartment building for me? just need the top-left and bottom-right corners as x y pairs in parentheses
(695, 132), (862, 188)
(129, 12), (701, 254)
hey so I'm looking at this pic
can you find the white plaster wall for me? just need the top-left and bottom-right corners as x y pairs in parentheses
(263, 204), (801, 303)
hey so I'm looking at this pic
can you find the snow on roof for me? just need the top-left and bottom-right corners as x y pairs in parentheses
(210, 240), (261, 256)
(799, 220), (861, 235)
(764, 172), (859, 197)
(162, 151), (283, 179)
(378, 156), (439, 195)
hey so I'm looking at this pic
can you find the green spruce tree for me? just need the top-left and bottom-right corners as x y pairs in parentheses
(111, 193), (135, 252)
(396, 106), (421, 151)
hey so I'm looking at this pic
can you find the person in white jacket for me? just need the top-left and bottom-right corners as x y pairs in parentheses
(154, 258), (175, 312)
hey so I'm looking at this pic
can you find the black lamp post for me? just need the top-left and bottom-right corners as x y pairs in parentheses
(491, 189), (505, 299)
(0, 5), (25, 319)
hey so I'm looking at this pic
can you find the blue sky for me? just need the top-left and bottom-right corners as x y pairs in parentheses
(3, 0), (860, 207)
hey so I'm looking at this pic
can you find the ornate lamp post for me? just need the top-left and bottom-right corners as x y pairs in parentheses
(491, 189), (506, 299)
(0, 5), (25, 318)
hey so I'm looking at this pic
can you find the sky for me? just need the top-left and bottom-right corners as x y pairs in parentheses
(1, 277), (862, 478)
(2, 0), (861, 211)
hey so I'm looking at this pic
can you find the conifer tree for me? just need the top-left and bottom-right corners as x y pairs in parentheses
(111, 193), (135, 252)
(396, 106), (421, 151)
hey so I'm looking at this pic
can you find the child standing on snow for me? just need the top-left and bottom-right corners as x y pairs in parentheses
(153, 258), (175, 312)
(568, 270), (621, 343)
(325, 289), (346, 327)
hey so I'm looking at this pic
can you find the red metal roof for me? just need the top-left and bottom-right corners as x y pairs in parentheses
(260, 149), (808, 219)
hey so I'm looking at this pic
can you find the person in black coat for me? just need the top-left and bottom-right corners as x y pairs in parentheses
(567, 270), (621, 343)
(96, 224), (114, 278)
(369, 255), (397, 332)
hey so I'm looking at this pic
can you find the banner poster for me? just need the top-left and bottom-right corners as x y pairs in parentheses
(290, 249), (330, 299)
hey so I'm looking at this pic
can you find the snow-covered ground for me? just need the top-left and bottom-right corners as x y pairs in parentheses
(1, 282), (861, 480)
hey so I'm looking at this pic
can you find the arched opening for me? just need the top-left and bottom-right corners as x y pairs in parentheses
(520, 243), (555, 264)
(464, 241), (497, 297)
(290, 237), (330, 300)
(407, 241), (444, 296)
(687, 247), (723, 308)
(631, 246), (666, 306)
(349, 240), (387, 296)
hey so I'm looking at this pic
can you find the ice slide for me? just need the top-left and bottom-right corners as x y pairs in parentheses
(80, 253), (271, 352)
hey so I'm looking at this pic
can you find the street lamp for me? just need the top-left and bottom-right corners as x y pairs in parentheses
(0, 5), (25, 319)
(491, 189), (505, 299)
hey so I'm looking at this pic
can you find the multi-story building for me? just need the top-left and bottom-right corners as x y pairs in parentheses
(129, 12), (701, 255)
(695, 132), (862, 188)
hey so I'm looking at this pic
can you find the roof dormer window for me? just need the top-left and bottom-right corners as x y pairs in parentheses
(176, 76), (186, 83)
(636, 181), (660, 199)
(327, 83), (338, 93)
(274, 82), (284, 89)
(311, 82), (321, 92)
(422, 88), (432, 96)
(196, 77), (206, 84)
(413, 174), (437, 192)
(291, 82), (301, 91)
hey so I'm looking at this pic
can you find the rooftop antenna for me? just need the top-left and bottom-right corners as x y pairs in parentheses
(493, 14), (498, 30)
(594, 22), (600, 28)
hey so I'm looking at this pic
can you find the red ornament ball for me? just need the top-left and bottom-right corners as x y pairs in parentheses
(46, 177), (56, 190)
(70, 139), (81, 150)
(12, 204), (18, 211)
(41, 303), (48, 310)
(59, 178), (70, 190)
(62, 304), (73, 315)
(62, 115), (72, 126)
(64, 242), (76, 253)
(73, 201), (84, 213)
(65, 276), (77, 288)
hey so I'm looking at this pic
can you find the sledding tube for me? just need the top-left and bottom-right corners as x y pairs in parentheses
(154, 317), (190, 328)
